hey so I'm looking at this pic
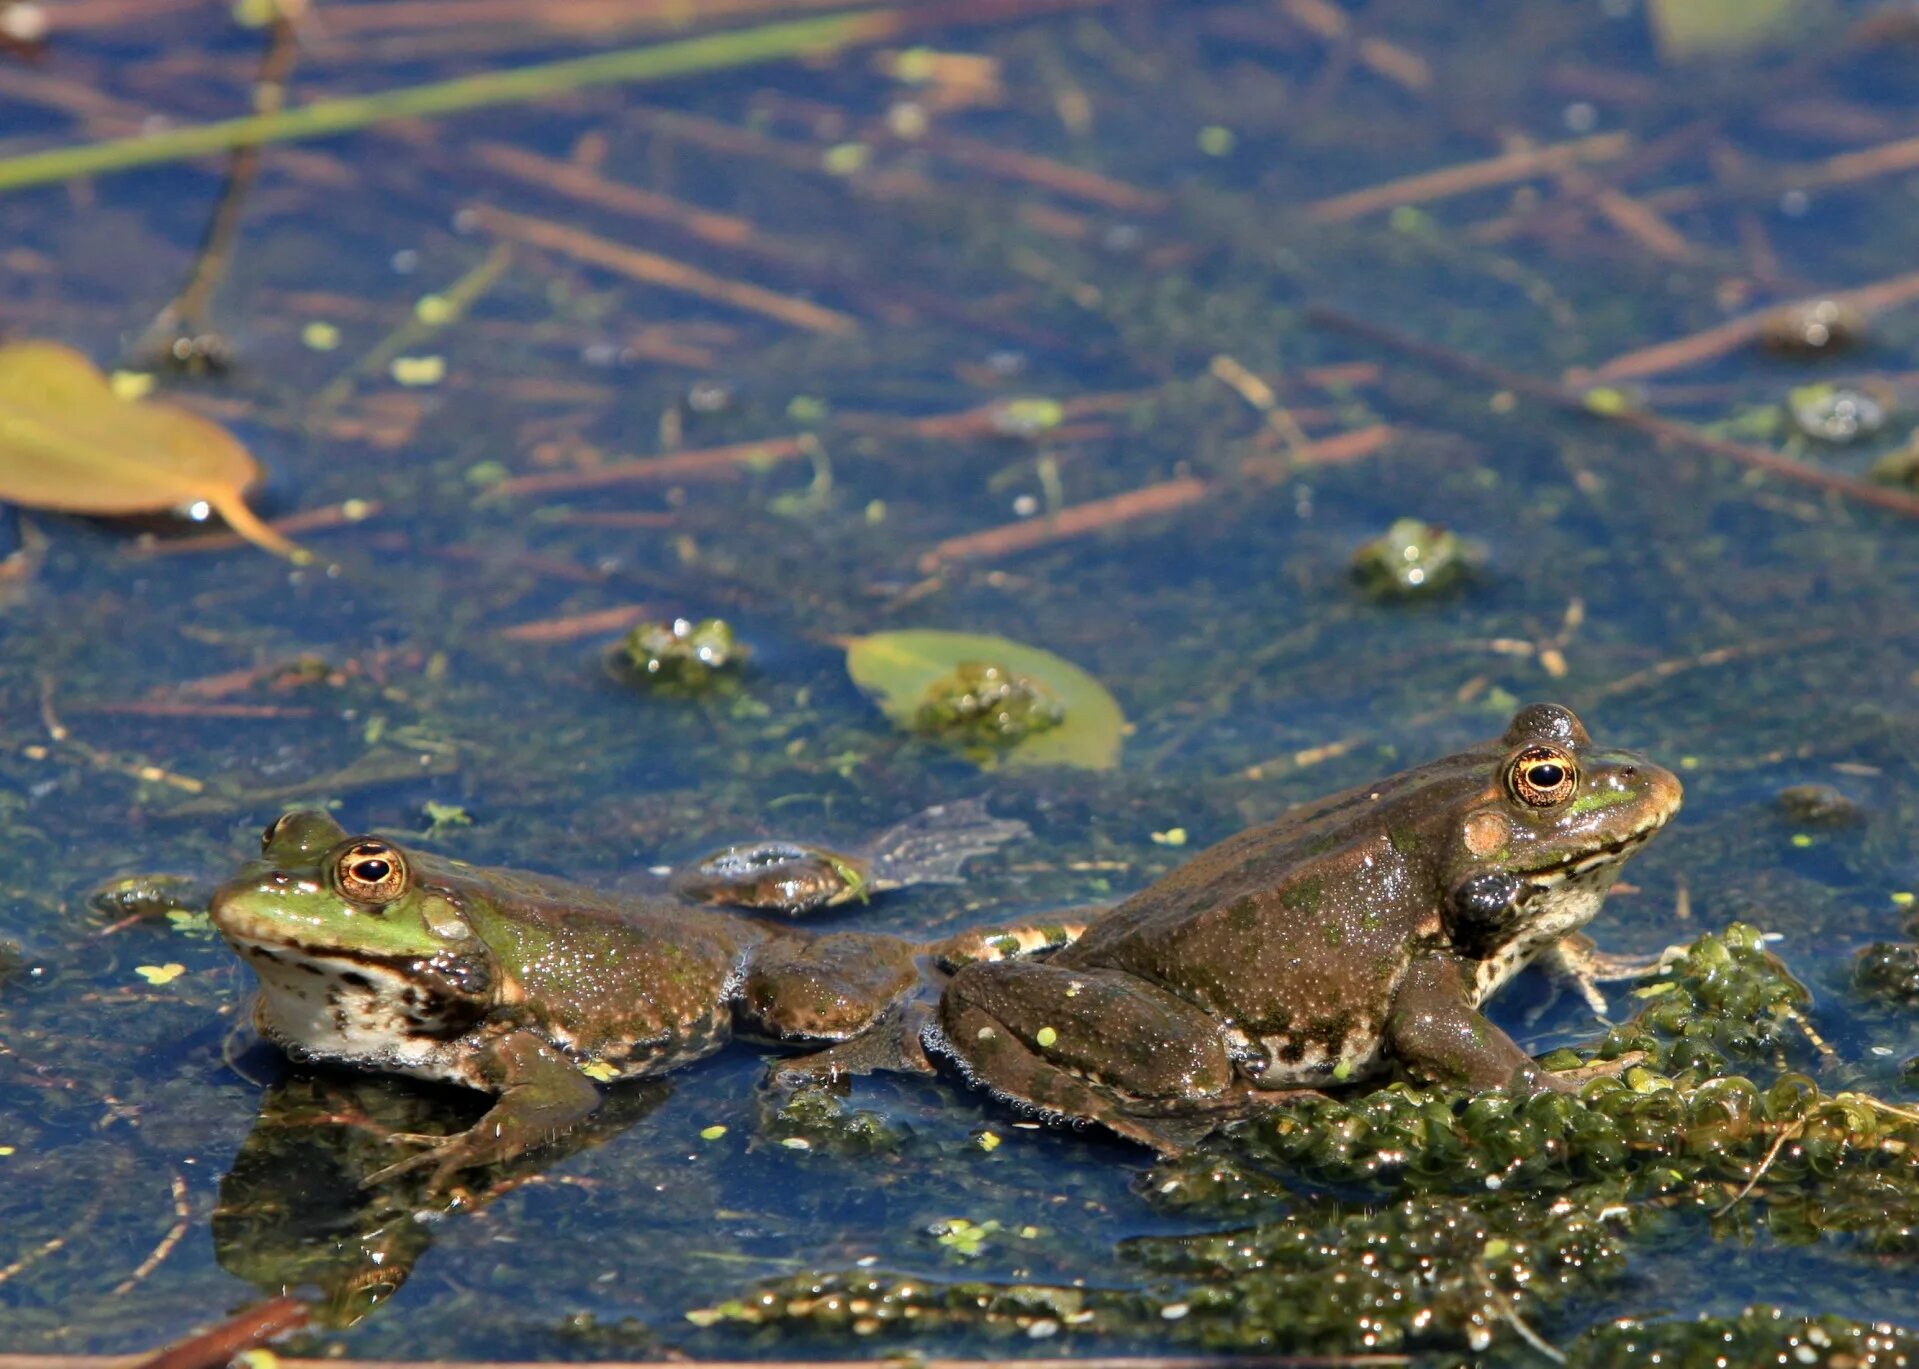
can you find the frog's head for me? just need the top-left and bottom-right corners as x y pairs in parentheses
(210, 811), (495, 1066)
(1437, 703), (1682, 963)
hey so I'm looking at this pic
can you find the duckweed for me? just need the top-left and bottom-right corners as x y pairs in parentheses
(914, 661), (1065, 747)
(1576, 1306), (1916, 1367)
(1350, 517), (1473, 599)
(617, 617), (746, 689)
(1857, 943), (1919, 1006)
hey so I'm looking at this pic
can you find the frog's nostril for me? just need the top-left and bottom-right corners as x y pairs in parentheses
(1620, 765), (1636, 778)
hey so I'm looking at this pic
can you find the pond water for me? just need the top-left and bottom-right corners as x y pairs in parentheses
(2, 0), (1918, 1361)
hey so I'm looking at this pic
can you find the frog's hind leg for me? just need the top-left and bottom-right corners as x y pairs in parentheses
(930, 961), (1238, 1155)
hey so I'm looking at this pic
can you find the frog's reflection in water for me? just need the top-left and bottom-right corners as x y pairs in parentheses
(213, 1064), (670, 1327)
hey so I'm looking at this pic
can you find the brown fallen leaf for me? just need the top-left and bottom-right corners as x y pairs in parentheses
(0, 340), (308, 561)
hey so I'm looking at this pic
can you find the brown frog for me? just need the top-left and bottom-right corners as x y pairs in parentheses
(928, 703), (1683, 1152)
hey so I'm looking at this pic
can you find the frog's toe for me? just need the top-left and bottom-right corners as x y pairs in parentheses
(363, 1130), (485, 1190)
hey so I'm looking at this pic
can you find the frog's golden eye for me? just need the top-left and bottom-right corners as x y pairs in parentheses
(333, 840), (410, 904)
(1508, 745), (1578, 808)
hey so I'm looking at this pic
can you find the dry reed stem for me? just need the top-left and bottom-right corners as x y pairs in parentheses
(469, 204), (858, 334)
(1304, 132), (1631, 222)
(495, 437), (809, 495)
(1572, 267), (1919, 383)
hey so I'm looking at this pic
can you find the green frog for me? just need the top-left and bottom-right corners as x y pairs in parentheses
(209, 809), (1068, 1188)
(930, 703), (1683, 1152)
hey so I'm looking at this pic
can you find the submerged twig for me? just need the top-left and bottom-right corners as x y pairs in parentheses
(471, 142), (804, 262)
(1714, 1120), (1804, 1219)
(1304, 132), (1630, 223)
(137, 9), (303, 369)
(917, 424), (1394, 571)
(311, 246), (512, 413)
(497, 603), (654, 642)
(494, 437), (809, 495)
(131, 1295), (310, 1369)
(469, 204), (859, 334)
(112, 1172), (190, 1296)
(1307, 306), (1919, 520)
(1572, 267), (1919, 383)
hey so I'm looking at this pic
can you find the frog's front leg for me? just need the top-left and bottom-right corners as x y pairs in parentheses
(933, 960), (1236, 1154)
(367, 1028), (600, 1189)
(1387, 955), (1572, 1093)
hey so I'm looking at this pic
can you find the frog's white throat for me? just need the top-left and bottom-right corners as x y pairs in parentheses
(1469, 823), (1663, 1005)
(230, 935), (480, 1088)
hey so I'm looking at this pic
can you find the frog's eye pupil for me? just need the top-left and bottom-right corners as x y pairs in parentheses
(1509, 746), (1577, 807)
(332, 841), (408, 902)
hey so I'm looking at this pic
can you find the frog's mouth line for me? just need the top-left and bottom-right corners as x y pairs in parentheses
(1518, 812), (1671, 889)
(220, 928), (427, 979)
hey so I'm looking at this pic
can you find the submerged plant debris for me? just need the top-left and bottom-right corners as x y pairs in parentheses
(2, 0), (1918, 1361)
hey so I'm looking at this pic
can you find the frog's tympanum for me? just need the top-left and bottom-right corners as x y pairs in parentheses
(930, 704), (1682, 1152)
(209, 809), (1050, 1187)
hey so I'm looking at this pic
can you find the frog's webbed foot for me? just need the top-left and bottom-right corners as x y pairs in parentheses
(866, 797), (1029, 890)
(1530, 934), (1688, 1022)
(365, 1031), (600, 1192)
(764, 1002), (939, 1093)
(364, 1128), (490, 1192)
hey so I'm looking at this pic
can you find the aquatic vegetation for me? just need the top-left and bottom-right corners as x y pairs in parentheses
(616, 617), (747, 690)
(843, 629), (1124, 770)
(1789, 384), (1889, 445)
(914, 660), (1066, 747)
(764, 1085), (906, 1156)
(1575, 1307), (1917, 1368)
(1872, 438), (1919, 490)
(1350, 517), (1474, 599)
(1855, 943), (1919, 1008)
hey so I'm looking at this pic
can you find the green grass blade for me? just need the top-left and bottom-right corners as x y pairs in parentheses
(0, 10), (894, 194)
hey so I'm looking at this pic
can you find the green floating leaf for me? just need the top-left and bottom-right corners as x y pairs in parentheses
(844, 629), (1124, 771)
(1649, 0), (1816, 61)
(0, 341), (305, 560)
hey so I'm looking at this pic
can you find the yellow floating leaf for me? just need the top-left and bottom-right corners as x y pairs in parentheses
(580, 1060), (621, 1083)
(843, 629), (1124, 771)
(0, 340), (307, 561)
(135, 962), (187, 985)
(1649, 0), (1815, 61)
